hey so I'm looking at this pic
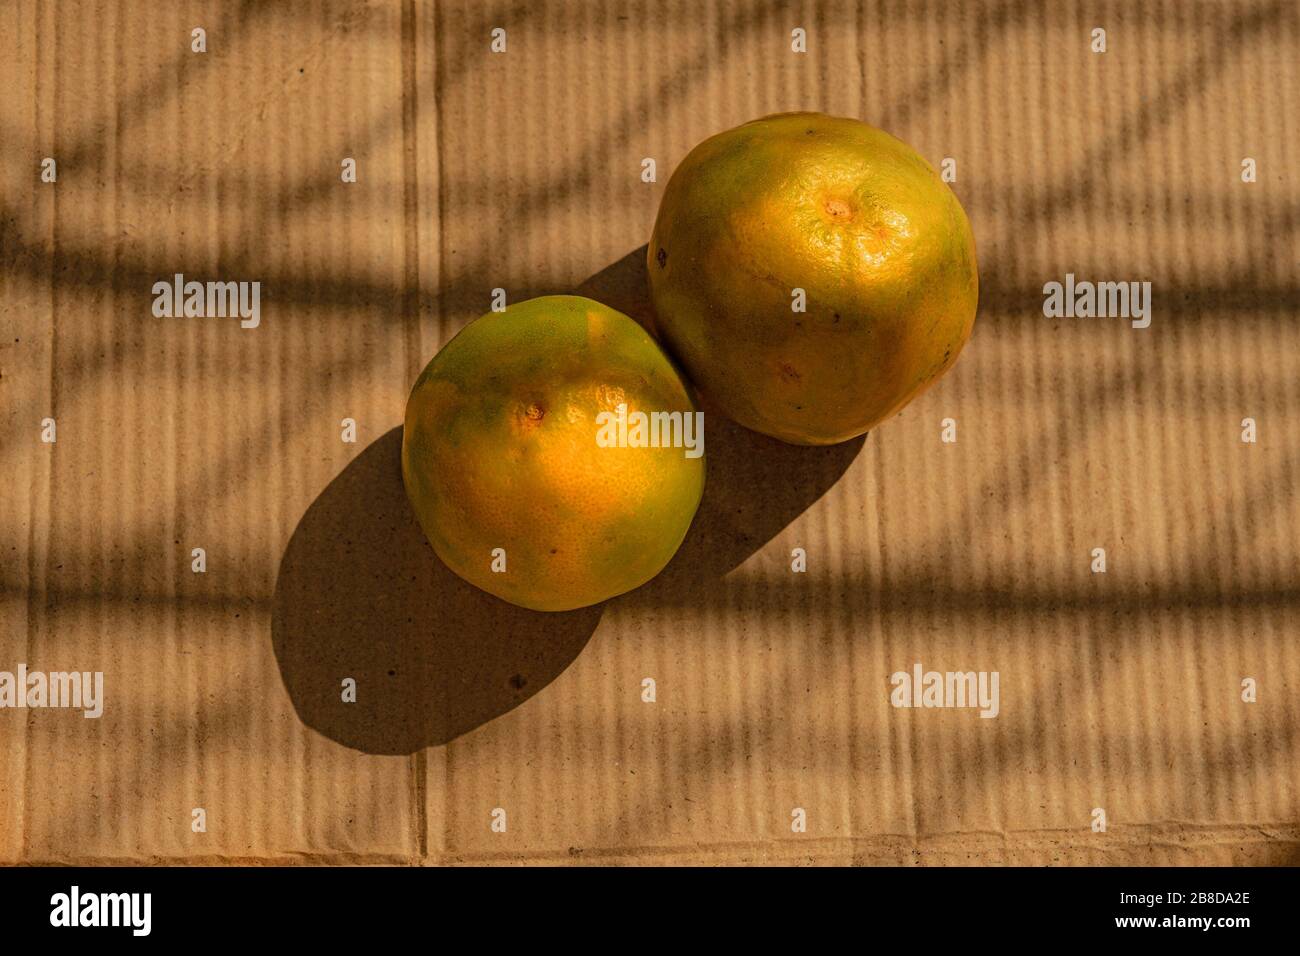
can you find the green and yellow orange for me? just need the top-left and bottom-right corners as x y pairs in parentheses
(402, 295), (704, 611)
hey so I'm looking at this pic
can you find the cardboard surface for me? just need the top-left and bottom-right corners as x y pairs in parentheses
(2, 0), (1298, 864)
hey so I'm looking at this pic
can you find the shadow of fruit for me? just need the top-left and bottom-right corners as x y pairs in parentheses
(271, 428), (603, 754)
(269, 259), (865, 754)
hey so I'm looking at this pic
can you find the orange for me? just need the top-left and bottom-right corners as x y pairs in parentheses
(402, 295), (705, 612)
(648, 112), (978, 445)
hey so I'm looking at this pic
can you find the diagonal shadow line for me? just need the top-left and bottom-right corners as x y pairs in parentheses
(25, 693), (424, 863)
(9, 0), (1291, 250)
(0, 0), (793, 402)
(0, 0), (815, 471)
(873, 348), (1300, 842)
(4, 0), (1292, 325)
(263, 0), (793, 246)
(892, 362), (1133, 577)
(874, 0), (1300, 306)
(22, 575), (1294, 862)
(874, 0), (1041, 131)
(8, 0), (1287, 216)
(37, 0), (522, 186)
(0, 2), (562, 216)
(45, 0), (266, 165)
(907, 0), (1296, 569)
(0, 250), (399, 554)
(396, 0), (1294, 246)
(10, 0), (1289, 403)
(18, 564), (1300, 859)
(898, 344), (1298, 589)
(655, 521), (1291, 853)
(13, 0), (849, 220)
(560, 588), (1298, 859)
(0, 1), (537, 221)
(991, 0), (1297, 231)
(245, 0), (541, 237)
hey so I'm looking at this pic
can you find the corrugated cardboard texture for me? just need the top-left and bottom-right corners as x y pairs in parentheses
(2, 0), (1297, 865)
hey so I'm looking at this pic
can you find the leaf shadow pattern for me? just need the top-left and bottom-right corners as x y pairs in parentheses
(11, 0), (1295, 860)
(584, 573), (1300, 863)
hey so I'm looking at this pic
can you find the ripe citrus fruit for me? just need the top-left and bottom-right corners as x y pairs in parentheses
(648, 112), (978, 445)
(402, 295), (705, 612)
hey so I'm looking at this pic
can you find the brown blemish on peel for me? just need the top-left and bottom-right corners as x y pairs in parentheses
(778, 362), (801, 384)
(520, 401), (546, 427)
(656, 247), (667, 268)
(824, 198), (853, 221)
